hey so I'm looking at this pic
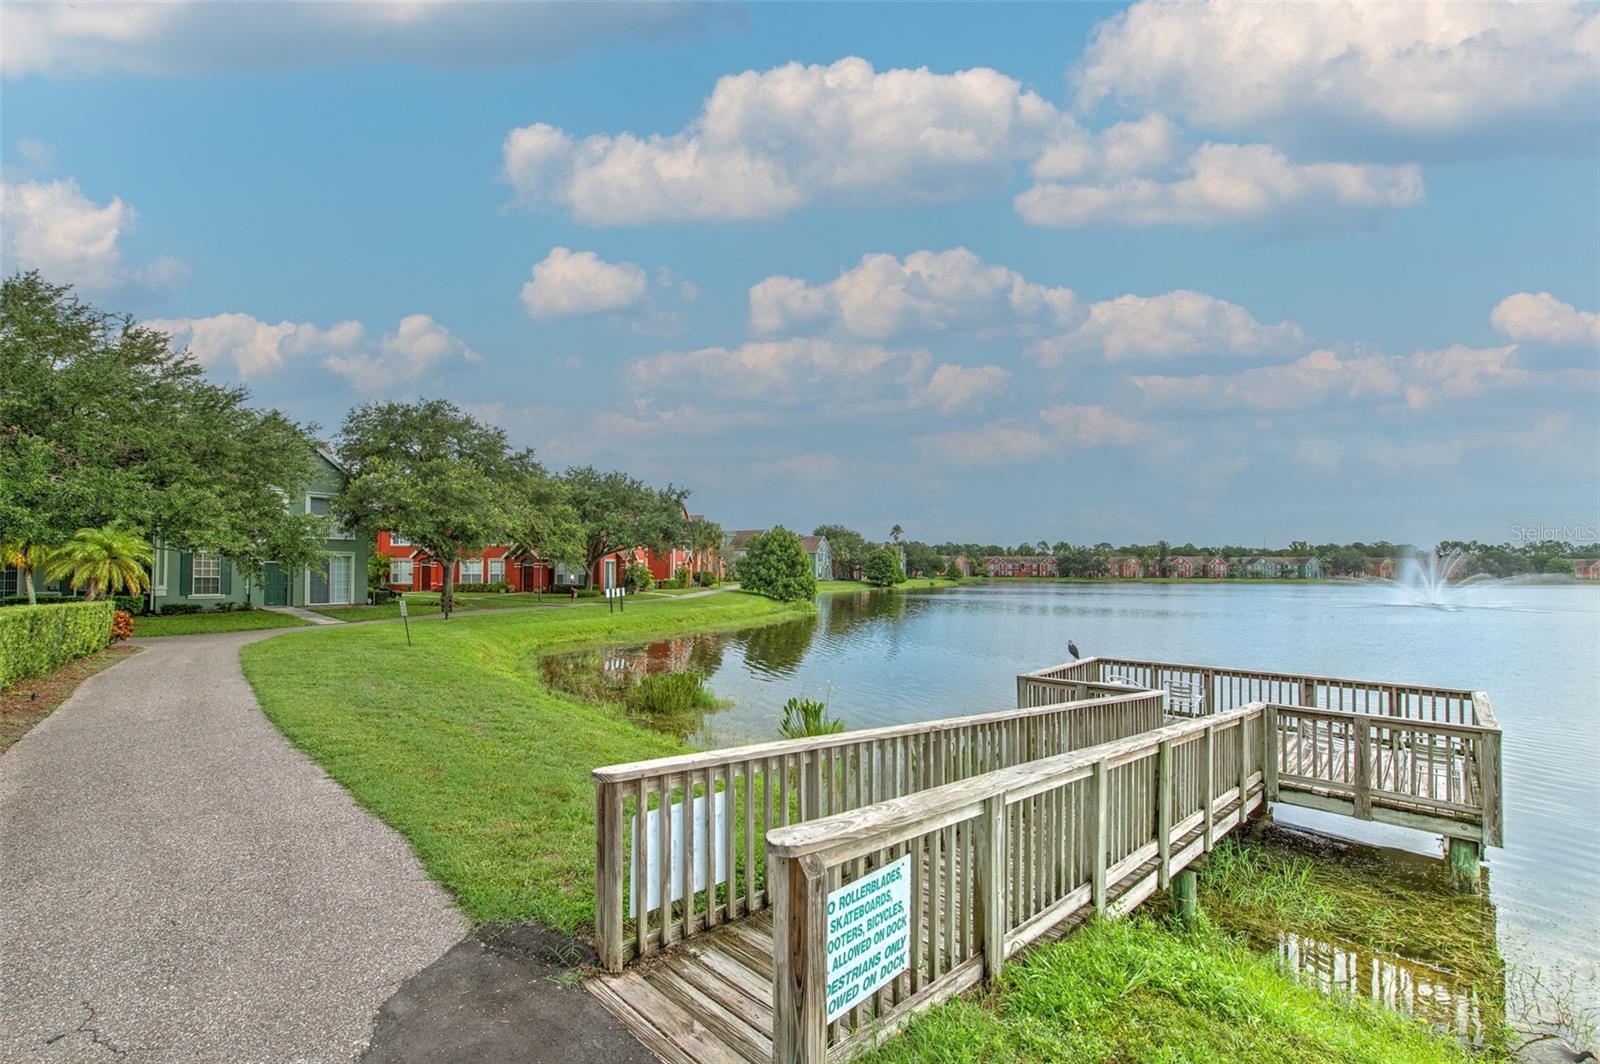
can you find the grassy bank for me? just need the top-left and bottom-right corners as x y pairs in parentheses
(816, 578), (963, 594)
(862, 915), (1482, 1064)
(239, 591), (811, 931)
(134, 609), (312, 638)
(866, 829), (1507, 1063)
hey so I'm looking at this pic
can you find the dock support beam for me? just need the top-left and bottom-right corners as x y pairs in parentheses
(1447, 837), (1482, 895)
(1172, 869), (1199, 928)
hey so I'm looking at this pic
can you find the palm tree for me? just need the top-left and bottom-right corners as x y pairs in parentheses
(0, 540), (54, 605)
(44, 524), (154, 600)
(889, 524), (903, 545)
(689, 518), (723, 578)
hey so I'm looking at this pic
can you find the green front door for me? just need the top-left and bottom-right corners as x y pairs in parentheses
(262, 563), (289, 606)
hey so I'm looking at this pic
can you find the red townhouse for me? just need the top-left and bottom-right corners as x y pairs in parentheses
(1572, 558), (1600, 580)
(376, 532), (557, 592)
(1168, 555), (1229, 578)
(982, 555), (1057, 578)
(377, 532), (692, 594)
(1365, 557), (1398, 580)
(1108, 555), (1145, 579)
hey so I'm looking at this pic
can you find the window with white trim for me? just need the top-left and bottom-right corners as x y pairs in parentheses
(459, 558), (483, 582)
(487, 558), (505, 583)
(390, 532), (411, 546)
(390, 559), (414, 585)
(193, 552), (222, 596)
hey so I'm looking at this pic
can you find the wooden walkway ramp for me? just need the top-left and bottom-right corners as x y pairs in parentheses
(590, 790), (1259, 1064)
(587, 656), (1502, 1064)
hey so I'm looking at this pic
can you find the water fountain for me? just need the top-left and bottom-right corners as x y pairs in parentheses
(1381, 548), (1502, 610)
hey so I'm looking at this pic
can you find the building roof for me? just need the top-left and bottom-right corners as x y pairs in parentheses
(983, 555), (1054, 562)
(725, 530), (764, 550)
(797, 535), (826, 553)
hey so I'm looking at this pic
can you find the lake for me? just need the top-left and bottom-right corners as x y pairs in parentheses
(547, 580), (1600, 1016)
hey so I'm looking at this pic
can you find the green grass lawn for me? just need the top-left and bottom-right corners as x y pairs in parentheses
(134, 609), (313, 638)
(861, 916), (1484, 1064)
(643, 585), (720, 596)
(239, 591), (812, 931)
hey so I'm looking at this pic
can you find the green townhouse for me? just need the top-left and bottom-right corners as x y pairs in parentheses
(151, 447), (369, 611)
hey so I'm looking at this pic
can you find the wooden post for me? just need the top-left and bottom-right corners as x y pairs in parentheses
(1172, 868), (1198, 929)
(1016, 675), (1028, 709)
(978, 794), (1006, 979)
(1091, 759), (1108, 914)
(1353, 721), (1373, 820)
(1447, 837), (1481, 895)
(1156, 739), (1172, 889)
(1479, 728), (1503, 848)
(1202, 723), (1215, 852)
(1301, 679), (1317, 708)
(772, 852), (829, 1064)
(594, 779), (625, 973)
(1263, 704), (1279, 801)
(1236, 718), (1249, 804)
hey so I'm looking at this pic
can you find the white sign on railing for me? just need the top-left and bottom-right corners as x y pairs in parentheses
(825, 853), (911, 1022)
(629, 791), (727, 917)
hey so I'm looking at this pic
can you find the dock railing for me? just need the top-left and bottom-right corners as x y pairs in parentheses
(592, 689), (1165, 971)
(767, 704), (1267, 1064)
(1021, 657), (1501, 847)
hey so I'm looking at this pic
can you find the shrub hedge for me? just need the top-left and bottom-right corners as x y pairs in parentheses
(0, 600), (115, 690)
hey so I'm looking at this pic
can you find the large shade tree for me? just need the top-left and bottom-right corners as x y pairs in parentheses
(508, 467), (585, 587)
(1, 272), (326, 609)
(813, 524), (867, 580)
(334, 399), (531, 617)
(563, 466), (689, 585)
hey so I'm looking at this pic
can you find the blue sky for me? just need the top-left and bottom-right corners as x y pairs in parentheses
(4, 1), (1598, 547)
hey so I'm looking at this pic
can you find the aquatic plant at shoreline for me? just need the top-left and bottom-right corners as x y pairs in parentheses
(625, 670), (722, 737)
(779, 696), (846, 738)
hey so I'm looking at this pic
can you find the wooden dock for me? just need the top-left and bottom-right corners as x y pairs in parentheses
(588, 656), (1503, 1064)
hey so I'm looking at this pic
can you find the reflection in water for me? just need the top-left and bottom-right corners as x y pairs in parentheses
(1276, 929), (1499, 1044)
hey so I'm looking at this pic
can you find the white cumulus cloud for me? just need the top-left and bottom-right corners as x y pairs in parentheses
(1, 178), (187, 292)
(1075, 1), (1600, 148)
(1030, 289), (1307, 365)
(1016, 142), (1423, 229)
(520, 247), (649, 319)
(148, 311), (478, 391)
(1491, 292), (1600, 347)
(1130, 344), (1527, 412)
(503, 57), (1068, 224)
(2, 1), (710, 77)
(749, 247), (1076, 338)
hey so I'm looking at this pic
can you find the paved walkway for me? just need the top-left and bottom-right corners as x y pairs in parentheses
(0, 631), (467, 1063)
(265, 604), (345, 625)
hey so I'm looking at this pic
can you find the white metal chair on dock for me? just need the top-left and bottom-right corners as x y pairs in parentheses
(1165, 679), (1206, 717)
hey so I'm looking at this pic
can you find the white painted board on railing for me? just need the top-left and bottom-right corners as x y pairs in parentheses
(825, 853), (911, 1022)
(628, 791), (727, 917)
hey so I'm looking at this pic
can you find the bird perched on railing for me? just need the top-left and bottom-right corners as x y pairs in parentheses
(1068, 640), (1080, 660)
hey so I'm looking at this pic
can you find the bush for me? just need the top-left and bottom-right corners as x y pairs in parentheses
(113, 594), (147, 615)
(371, 588), (396, 606)
(456, 581), (510, 594)
(0, 600), (114, 690)
(694, 571), (718, 587)
(624, 563), (653, 593)
(735, 526), (817, 602)
(158, 603), (204, 615)
(863, 546), (907, 587)
(111, 610), (134, 641)
(673, 566), (693, 588)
